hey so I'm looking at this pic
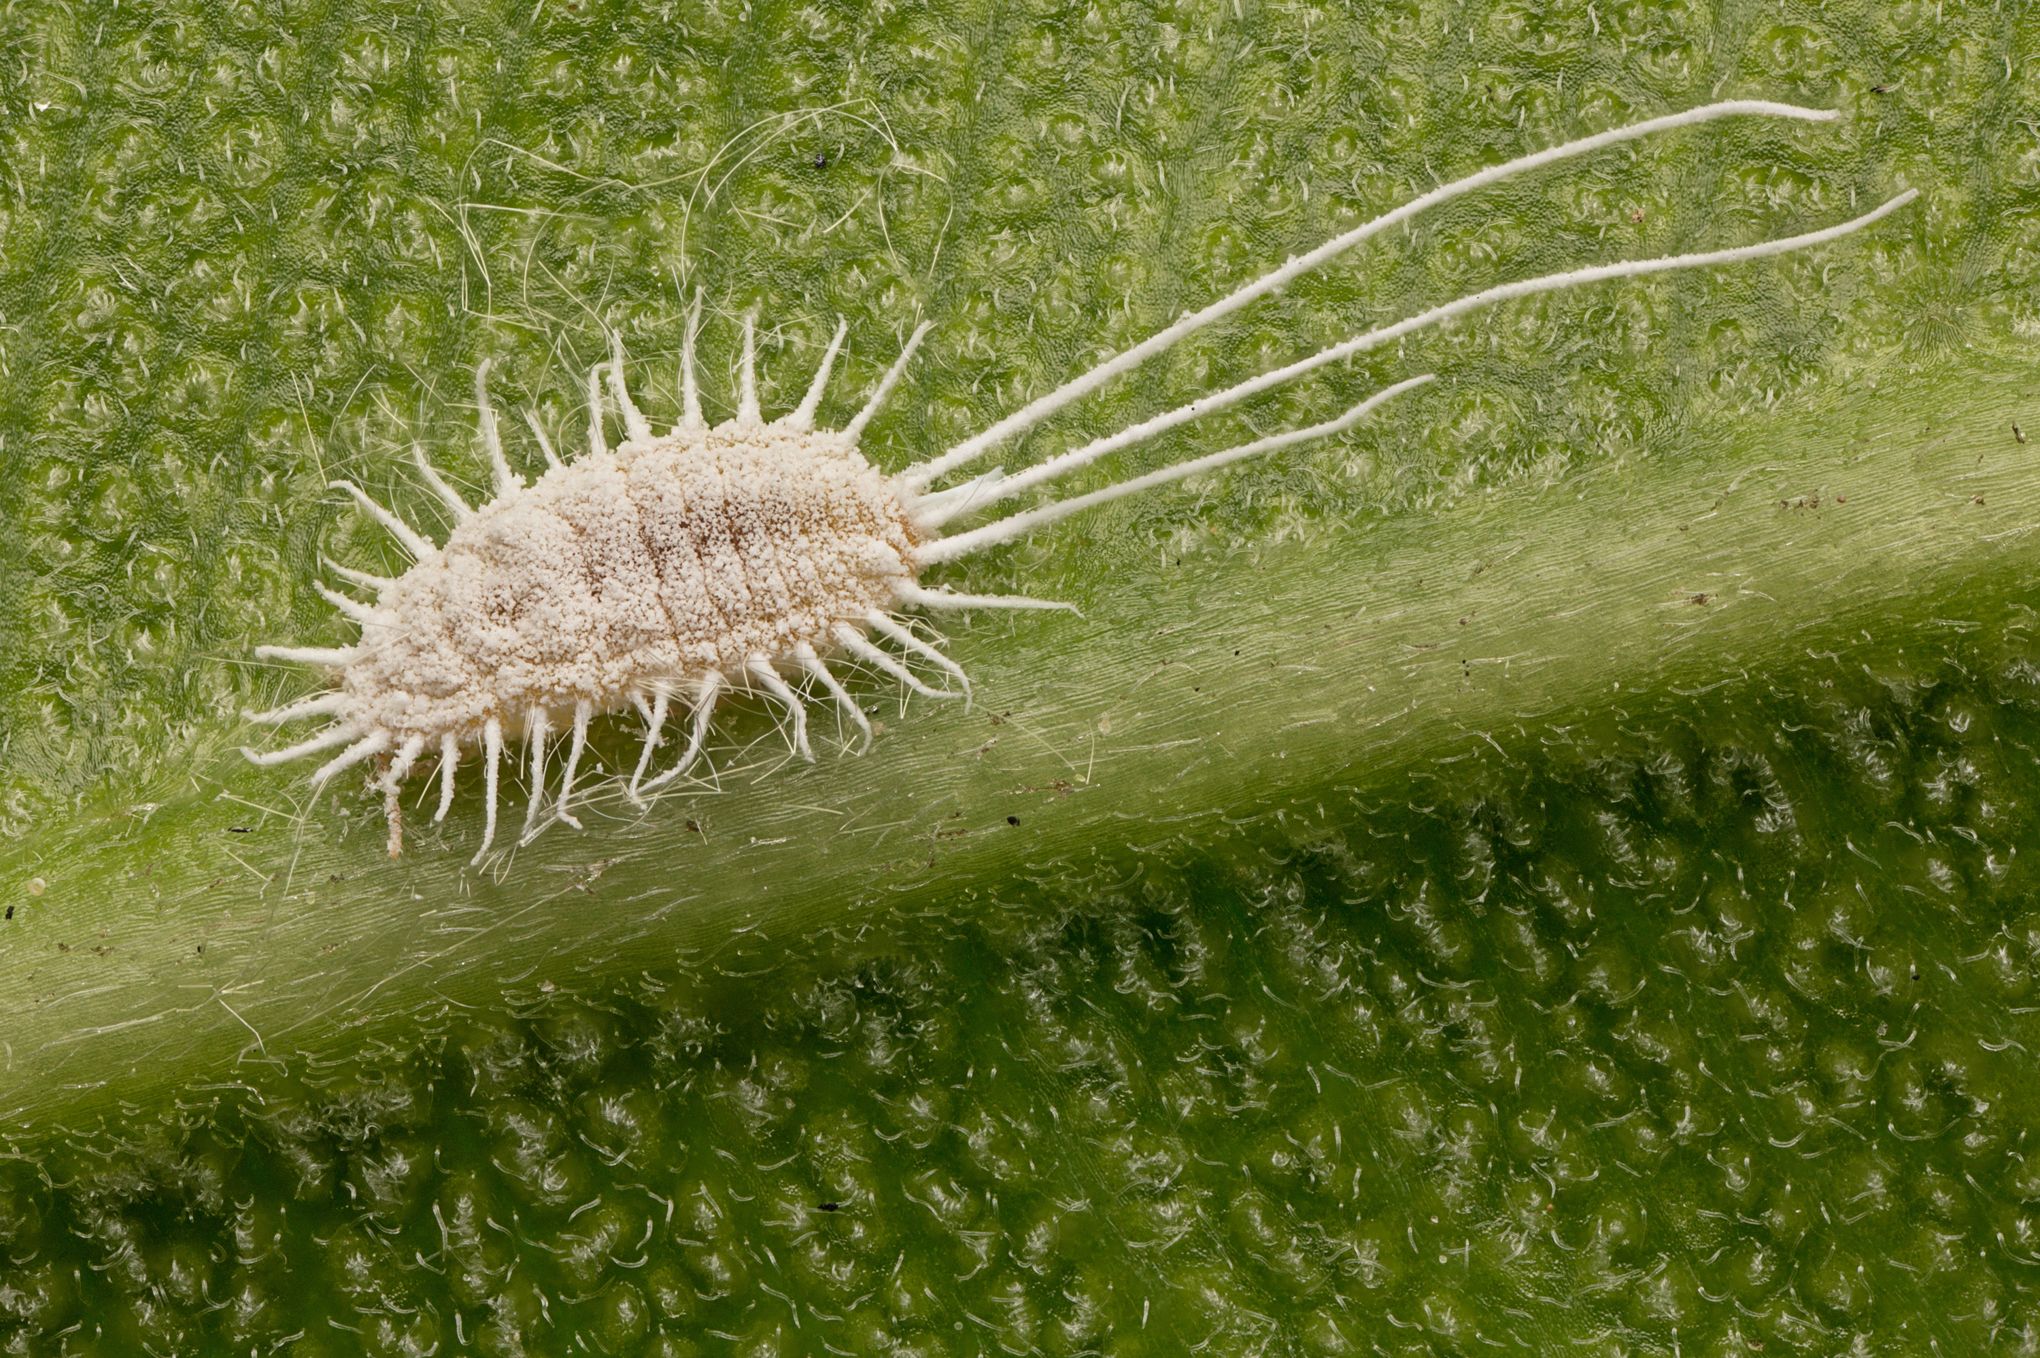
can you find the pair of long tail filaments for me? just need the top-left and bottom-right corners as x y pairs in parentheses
(251, 101), (1915, 862)
(899, 100), (1917, 563)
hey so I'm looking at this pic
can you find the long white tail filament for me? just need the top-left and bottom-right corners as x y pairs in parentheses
(918, 190), (1917, 541)
(247, 102), (1918, 864)
(917, 375), (1434, 563)
(901, 98), (1844, 489)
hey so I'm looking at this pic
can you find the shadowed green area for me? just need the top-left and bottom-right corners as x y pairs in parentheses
(1, 0), (2038, 1351)
(9, 609), (2040, 1354)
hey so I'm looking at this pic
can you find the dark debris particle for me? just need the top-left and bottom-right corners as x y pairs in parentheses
(3, 906), (11, 920)
(817, 1201), (839, 1212)
(1006, 815), (1020, 826)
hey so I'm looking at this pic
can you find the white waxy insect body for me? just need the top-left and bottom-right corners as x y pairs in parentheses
(341, 429), (921, 742)
(245, 100), (1918, 863)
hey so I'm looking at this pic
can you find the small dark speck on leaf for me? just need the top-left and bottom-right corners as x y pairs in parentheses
(1007, 815), (1020, 826)
(1974, 495), (1987, 506)
(818, 1201), (839, 1212)
(3, 906), (11, 921)
(228, 825), (251, 833)
(813, 152), (828, 170)
(1692, 593), (1711, 605)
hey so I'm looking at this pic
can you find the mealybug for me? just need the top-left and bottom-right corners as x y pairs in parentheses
(245, 100), (1915, 862)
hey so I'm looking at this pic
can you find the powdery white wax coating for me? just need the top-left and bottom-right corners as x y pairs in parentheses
(241, 101), (1914, 861)
(338, 425), (923, 740)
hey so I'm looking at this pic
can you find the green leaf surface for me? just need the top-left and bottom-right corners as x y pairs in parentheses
(1, 0), (2037, 1351)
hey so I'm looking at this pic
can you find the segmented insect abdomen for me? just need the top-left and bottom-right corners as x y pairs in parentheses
(339, 433), (922, 750)
(623, 436), (920, 666)
(543, 456), (687, 677)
